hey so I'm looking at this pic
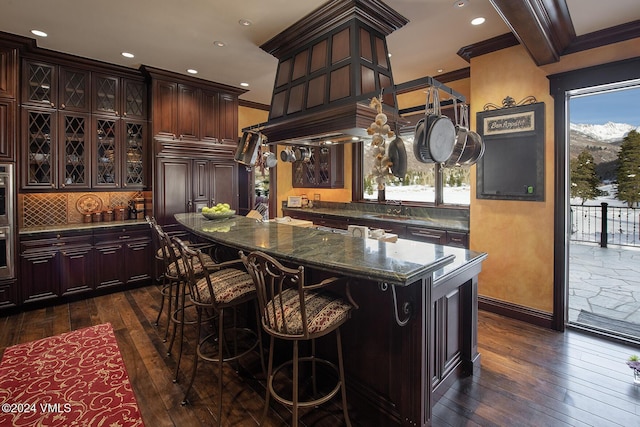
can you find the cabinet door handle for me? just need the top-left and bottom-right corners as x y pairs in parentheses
(60, 103), (66, 110)
(118, 235), (131, 240)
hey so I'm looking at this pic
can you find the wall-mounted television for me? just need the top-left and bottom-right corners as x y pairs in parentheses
(234, 131), (262, 166)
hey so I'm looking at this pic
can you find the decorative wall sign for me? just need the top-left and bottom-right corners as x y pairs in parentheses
(476, 101), (545, 201)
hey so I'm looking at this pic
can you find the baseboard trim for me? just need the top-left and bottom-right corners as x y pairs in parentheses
(479, 295), (554, 329)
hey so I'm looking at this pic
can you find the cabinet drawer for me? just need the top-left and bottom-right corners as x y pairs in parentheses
(447, 231), (469, 248)
(94, 226), (150, 244)
(406, 226), (447, 244)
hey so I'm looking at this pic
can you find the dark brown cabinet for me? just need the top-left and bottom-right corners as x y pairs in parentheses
(0, 45), (18, 100)
(22, 60), (91, 112)
(0, 45), (17, 161)
(292, 145), (344, 188)
(20, 233), (94, 303)
(21, 59), (146, 190)
(406, 226), (447, 245)
(0, 99), (15, 161)
(18, 225), (152, 307)
(144, 66), (244, 145)
(94, 226), (152, 288)
(92, 116), (145, 189)
(156, 157), (238, 224)
(92, 74), (146, 120)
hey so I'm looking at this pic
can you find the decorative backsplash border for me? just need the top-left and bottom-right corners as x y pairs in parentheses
(20, 191), (149, 228)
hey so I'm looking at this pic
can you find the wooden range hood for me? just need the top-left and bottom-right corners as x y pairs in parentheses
(258, 0), (408, 146)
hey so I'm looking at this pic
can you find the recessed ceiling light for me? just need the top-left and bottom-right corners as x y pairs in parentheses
(388, 53), (392, 58)
(213, 40), (226, 47)
(437, 69), (444, 73)
(471, 17), (486, 26)
(351, 136), (359, 141)
(240, 82), (249, 87)
(452, 0), (468, 8)
(186, 69), (198, 74)
(121, 52), (135, 58)
(238, 18), (252, 27)
(31, 29), (47, 37)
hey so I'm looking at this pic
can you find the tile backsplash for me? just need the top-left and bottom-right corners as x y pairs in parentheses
(19, 191), (149, 228)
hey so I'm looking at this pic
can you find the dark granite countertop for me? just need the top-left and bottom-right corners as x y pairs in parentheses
(176, 213), (485, 286)
(283, 206), (469, 232)
(19, 219), (150, 236)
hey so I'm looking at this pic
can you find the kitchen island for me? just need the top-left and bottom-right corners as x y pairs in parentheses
(175, 212), (487, 426)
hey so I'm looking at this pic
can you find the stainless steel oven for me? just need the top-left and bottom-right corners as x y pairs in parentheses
(0, 164), (15, 280)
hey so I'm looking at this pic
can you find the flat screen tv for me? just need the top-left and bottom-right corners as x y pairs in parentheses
(234, 131), (262, 166)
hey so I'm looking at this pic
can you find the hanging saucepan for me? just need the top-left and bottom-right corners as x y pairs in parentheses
(387, 135), (407, 178)
(263, 151), (278, 168)
(445, 101), (469, 167)
(414, 87), (456, 163)
(457, 129), (485, 165)
(280, 147), (296, 162)
(294, 146), (311, 163)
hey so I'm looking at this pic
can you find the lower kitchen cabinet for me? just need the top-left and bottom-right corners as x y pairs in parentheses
(284, 209), (469, 248)
(94, 226), (152, 288)
(17, 224), (152, 307)
(0, 280), (18, 309)
(20, 234), (93, 303)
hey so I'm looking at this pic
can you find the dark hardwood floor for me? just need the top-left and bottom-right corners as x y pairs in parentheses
(1, 284), (639, 426)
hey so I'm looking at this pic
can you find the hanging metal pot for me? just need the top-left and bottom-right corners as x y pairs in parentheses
(445, 101), (469, 167)
(388, 135), (407, 178)
(294, 146), (311, 163)
(457, 129), (485, 165)
(413, 87), (456, 163)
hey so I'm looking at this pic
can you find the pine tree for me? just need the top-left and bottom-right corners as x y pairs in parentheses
(616, 129), (640, 208)
(570, 149), (604, 205)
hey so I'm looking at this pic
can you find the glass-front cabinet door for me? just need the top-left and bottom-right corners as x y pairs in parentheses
(59, 68), (90, 112)
(123, 80), (146, 120)
(124, 121), (144, 188)
(94, 117), (119, 187)
(60, 113), (90, 188)
(24, 108), (56, 188)
(93, 75), (119, 116)
(23, 61), (56, 108)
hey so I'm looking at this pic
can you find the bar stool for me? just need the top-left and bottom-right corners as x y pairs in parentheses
(151, 222), (217, 382)
(240, 250), (358, 427)
(174, 237), (264, 427)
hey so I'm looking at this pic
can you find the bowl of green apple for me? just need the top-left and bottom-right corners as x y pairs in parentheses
(201, 203), (235, 220)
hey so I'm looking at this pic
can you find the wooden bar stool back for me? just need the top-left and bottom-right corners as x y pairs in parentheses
(240, 250), (358, 427)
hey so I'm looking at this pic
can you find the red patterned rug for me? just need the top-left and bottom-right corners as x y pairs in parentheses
(0, 323), (144, 426)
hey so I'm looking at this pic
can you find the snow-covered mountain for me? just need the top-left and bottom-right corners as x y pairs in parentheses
(570, 122), (640, 143)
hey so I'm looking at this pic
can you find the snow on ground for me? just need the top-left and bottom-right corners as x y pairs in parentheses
(364, 185), (471, 205)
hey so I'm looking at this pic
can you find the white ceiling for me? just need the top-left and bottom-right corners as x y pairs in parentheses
(1, 0), (639, 105)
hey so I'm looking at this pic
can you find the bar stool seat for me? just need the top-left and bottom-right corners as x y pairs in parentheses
(240, 250), (358, 427)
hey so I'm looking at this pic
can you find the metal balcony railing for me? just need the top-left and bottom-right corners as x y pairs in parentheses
(570, 203), (640, 247)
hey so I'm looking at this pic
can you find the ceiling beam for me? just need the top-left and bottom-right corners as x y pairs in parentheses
(489, 0), (575, 65)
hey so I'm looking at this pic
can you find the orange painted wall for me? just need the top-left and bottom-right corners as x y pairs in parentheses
(469, 45), (556, 312)
(469, 39), (640, 313)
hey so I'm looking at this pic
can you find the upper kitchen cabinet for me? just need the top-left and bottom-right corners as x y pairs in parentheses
(93, 74), (146, 120)
(0, 45), (18, 100)
(0, 44), (17, 161)
(143, 66), (246, 144)
(20, 55), (147, 190)
(93, 116), (145, 189)
(292, 144), (344, 188)
(22, 60), (91, 112)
